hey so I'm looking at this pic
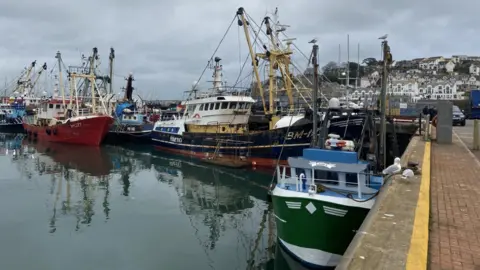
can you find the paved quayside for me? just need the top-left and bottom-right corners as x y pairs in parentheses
(335, 121), (480, 270)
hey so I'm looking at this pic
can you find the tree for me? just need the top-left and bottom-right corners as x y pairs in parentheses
(321, 61), (338, 73)
(321, 61), (341, 84)
(362, 57), (378, 67)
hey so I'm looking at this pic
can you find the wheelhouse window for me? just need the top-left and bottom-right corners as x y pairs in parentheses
(345, 173), (358, 187)
(49, 104), (54, 109)
(199, 104), (204, 111)
(314, 170), (339, 185)
(221, 102), (228, 109)
(209, 103), (214, 110)
(215, 103), (220, 110)
(229, 102), (237, 109)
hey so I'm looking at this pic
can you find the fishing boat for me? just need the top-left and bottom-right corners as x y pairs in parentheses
(23, 51), (113, 146)
(104, 73), (153, 144)
(0, 101), (26, 133)
(270, 39), (409, 269)
(151, 8), (370, 167)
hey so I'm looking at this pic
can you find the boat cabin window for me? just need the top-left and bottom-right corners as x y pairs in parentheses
(209, 103), (214, 110)
(345, 173), (358, 187)
(221, 102), (228, 109)
(215, 103), (220, 110)
(246, 103), (251, 109)
(199, 104), (204, 111)
(55, 104), (61, 109)
(314, 170), (339, 185)
(239, 103), (246, 109)
(49, 104), (53, 109)
(229, 102), (237, 109)
(155, 127), (180, 133)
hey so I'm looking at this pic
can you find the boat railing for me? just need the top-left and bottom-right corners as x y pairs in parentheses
(276, 165), (381, 199)
(185, 88), (251, 101)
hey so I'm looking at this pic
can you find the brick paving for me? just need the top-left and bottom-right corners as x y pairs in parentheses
(429, 136), (480, 270)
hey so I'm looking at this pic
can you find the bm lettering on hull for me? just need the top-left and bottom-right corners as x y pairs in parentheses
(285, 129), (316, 140)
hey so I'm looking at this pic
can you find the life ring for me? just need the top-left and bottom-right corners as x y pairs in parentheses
(193, 114), (201, 119)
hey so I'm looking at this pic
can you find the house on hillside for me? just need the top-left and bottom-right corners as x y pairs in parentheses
(452, 55), (468, 63)
(469, 64), (480, 75)
(445, 60), (456, 73)
(419, 56), (444, 70)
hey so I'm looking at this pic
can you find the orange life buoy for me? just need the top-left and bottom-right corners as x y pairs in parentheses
(193, 114), (200, 119)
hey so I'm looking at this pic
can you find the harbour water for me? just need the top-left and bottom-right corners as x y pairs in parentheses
(0, 133), (307, 270)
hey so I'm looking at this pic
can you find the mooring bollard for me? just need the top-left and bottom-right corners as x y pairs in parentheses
(474, 119), (479, 150)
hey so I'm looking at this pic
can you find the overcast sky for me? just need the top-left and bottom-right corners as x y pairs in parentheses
(0, 0), (477, 99)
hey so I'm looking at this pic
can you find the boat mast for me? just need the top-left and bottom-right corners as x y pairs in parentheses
(311, 42), (319, 147)
(90, 48), (97, 114)
(212, 57), (223, 92)
(109, 48), (115, 95)
(55, 52), (66, 107)
(236, 8), (267, 114)
(259, 10), (295, 114)
(379, 36), (391, 168)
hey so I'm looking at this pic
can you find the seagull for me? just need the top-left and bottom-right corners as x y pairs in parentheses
(309, 38), (318, 44)
(401, 169), (415, 179)
(378, 34), (388, 40)
(382, 157), (402, 175)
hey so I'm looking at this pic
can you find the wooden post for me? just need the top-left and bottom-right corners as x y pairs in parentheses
(474, 119), (479, 150)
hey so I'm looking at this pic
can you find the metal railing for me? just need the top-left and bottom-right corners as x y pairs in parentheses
(276, 165), (382, 199)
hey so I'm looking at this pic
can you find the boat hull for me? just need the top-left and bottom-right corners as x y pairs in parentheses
(23, 115), (113, 146)
(152, 123), (313, 167)
(104, 123), (153, 145)
(271, 187), (372, 268)
(0, 123), (24, 133)
(151, 116), (369, 168)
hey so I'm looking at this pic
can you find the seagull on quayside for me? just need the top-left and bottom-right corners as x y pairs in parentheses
(382, 157), (402, 175)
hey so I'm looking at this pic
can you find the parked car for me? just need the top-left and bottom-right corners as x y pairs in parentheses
(453, 105), (466, 126)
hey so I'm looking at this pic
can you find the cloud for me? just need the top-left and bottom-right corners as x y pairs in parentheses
(0, 0), (477, 99)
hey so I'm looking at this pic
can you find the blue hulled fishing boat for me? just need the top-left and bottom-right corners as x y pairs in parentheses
(103, 74), (153, 144)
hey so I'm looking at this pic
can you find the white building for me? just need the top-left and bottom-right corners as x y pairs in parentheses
(469, 64), (480, 76)
(445, 61), (456, 73)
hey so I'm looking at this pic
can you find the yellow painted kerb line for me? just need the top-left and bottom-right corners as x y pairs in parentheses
(405, 141), (431, 270)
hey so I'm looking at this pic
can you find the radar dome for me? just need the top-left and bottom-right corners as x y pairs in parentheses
(328, 98), (340, 108)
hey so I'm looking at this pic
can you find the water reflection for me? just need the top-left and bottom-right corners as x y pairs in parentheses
(1, 134), (300, 270)
(151, 153), (276, 268)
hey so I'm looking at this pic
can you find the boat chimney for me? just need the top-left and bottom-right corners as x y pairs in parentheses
(213, 57), (223, 91)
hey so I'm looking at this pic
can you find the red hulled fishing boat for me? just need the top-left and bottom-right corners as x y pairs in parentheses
(24, 50), (113, 146)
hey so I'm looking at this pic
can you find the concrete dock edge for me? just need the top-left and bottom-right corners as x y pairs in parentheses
(335, 135), (429, 270)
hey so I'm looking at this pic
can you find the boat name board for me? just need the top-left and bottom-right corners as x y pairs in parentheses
(309, 161), (336, 169)
(170, 136), (183, 143)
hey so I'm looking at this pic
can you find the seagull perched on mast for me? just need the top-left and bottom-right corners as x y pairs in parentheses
(309, 38), (318, 44)
(378, 34), (388, 40)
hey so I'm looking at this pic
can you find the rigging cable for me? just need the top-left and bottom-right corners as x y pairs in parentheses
(188, 14), (237, 99)
(232, 18), (265, 87)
